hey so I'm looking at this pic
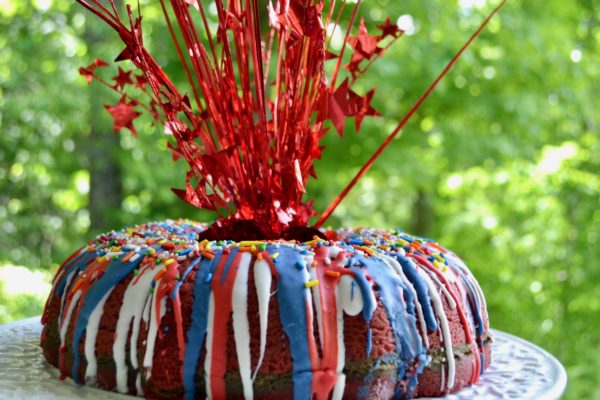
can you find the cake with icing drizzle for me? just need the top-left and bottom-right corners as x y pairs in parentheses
(39, 0), (511, 396)
(40, 219), (491, 399)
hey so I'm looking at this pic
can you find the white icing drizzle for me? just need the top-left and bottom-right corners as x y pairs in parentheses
(133, 282), (154, 384)
(59, 290), (82, 350)
(231, 252), (253, 400)
(440, 263), (458, 284)
(440, 364), (446, 391)
(328, 245), (343, 259)
(471, 274), (488, 329)
(58, 270), (77, 324)
(136, 373), (144, 396)
(449, 255), (488, 329)
(380, 255), (429, 348)
(310, 264), (325, 351)
(331, 373), (346, 400)
(302, 252), (315, 272)
(413, 291), (429, 348)
(84, 288), (113, 383)
(419, 268), (455, 389)
(252, 258), (272, 380)
(51, 264), (68, 295)
(302, 253), (317, 354)
(427, 270), (457, 310)
(331, 283), (347, 400)
(204, 293), (216, 400)
(142, 281), (166, 377)
(338, 275), (363, 317)
(141, 291), (152, 325)
(113, 265), (163, 393)
(304, 266), (316, 344)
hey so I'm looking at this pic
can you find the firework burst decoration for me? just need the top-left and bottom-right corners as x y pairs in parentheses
(77, 0), (506, 240)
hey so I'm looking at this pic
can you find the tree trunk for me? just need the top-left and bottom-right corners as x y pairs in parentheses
(85, 16), (123, 231)
(409, 188), (431, 236)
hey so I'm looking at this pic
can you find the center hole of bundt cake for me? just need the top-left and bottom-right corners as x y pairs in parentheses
(197, 219), (327, 242)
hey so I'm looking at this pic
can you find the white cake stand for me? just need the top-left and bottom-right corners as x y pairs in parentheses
(0, 317), (567, 400)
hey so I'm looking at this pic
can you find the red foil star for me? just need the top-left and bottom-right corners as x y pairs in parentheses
(78, 58), (108, 84)
(104, 97), (141, 136)
(112, 67), (133, 90)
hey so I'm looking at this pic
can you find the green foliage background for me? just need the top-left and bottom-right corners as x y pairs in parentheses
(1, 0), (599, 398)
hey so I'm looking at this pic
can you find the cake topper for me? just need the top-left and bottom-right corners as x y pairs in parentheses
(77, 0), (506, 240)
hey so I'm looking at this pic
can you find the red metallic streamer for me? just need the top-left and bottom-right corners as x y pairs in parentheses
(76, 0), (505, 239)
(315, 0), (508, 228)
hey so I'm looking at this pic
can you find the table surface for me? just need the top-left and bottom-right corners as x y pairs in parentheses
(0, 317), (567, 400)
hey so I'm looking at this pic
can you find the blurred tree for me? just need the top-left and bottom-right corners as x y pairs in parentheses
(0, 0), (598, 398)
(84, 19), (123, 231)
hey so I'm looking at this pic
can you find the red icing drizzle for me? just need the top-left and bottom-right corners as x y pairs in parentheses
(209, 250), (242, 399)
(307, 246), (356, 399)
(42, 247), (89, 325)
(407, 252), (482, 384)
(58, 257), (110, 377)
(131, 256), (155, 285)
(153, 258), (184, 358)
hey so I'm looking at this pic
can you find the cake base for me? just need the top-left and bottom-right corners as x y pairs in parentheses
(0, 319), (567, 400)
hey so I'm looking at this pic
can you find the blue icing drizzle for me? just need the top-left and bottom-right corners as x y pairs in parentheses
(446, 260), (484, 338)
(461, 273), (484, 338)
(55, 250), (97, 298)
(71, 253), (143, 383)
(183, 255), (221, 400)
(272, 245), (313, 400)
(391, 254), (438, 332)
(351, 254), (427, 399)
(347, 263), (376, 324)
(171, 256), (202, 301)
(220, 247), (240, 284)
(446, 260), (486, 373)
(366, 328), (373, 357)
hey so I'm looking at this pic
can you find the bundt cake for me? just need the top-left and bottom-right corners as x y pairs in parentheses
(41, 219), (492, 399)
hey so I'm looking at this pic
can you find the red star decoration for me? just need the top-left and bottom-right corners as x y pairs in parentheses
(350, 88), (380, 131)
(134, 73), (147, 89)
(325, 49), (338, 61)
(346, 18), (385, 76)
(78, 58), (108, 85)
(326, 79), (351, 136)
(326, 80), (381, 135)
(348, 18), (381, 62)
(378, 17), (403, 38)
(115, 46), (133, 62)
(104, 97), (141, 136)
(345, 57), (363, 79)
(113, 67), (133, 90)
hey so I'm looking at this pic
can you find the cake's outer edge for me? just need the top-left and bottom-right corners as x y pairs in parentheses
(41, 219), (491, 400)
